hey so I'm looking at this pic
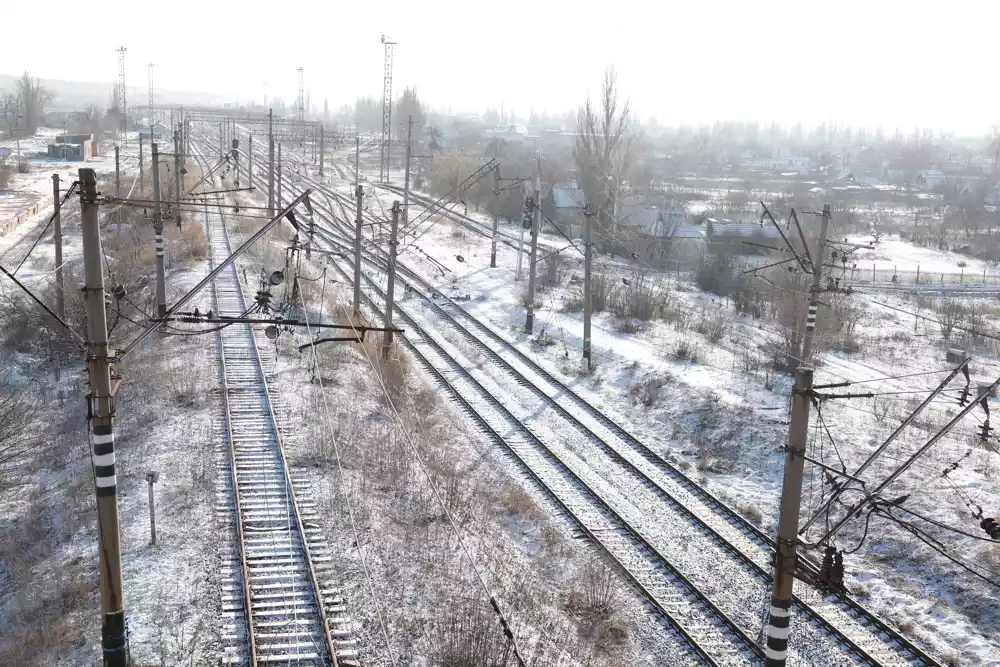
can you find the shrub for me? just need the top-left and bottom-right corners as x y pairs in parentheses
(591, 271), (613, 312)
(610, 271), (663, 321)
(674, 339), (699, 362)
(694, 310), (731, 343)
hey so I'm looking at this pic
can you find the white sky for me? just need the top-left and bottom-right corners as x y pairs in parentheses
(5, 0), (999, 134)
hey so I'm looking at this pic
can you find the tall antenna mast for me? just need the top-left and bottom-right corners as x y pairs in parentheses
(116, 47), (127, 145)
(147, 63), (154, 132)
(297, 67), (305, 121)
(379, 35), (396, 183)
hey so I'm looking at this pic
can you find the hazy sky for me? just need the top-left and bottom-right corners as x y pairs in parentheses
(5, 0), (999, 134)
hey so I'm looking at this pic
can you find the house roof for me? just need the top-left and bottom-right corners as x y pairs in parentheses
(708, 218), (782, 238)
(551, 187), (585, 209)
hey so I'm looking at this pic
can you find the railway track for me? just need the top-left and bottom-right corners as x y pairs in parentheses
(190, 142), (358, 666)
(245, 141), (946, 666)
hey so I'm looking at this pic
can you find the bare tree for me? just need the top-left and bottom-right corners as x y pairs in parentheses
(574, 67), (638, 237)
(16, 72), (53, 134)
(395, 86), (425, 139)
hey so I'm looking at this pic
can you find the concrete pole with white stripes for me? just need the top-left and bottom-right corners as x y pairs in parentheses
(765, 203), (829, 666)
(52, 173), (65, 320)
(80, 167), (127, 667)
(765, 365), (812, 666)
(151, 142), (167, 317)
(799, 203), (830, 362)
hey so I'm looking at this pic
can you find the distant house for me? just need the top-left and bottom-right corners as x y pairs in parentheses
(544, 181), (586, 236)
(706, 217), (782, 240)
(915, 168), (947, 190)
(832, 168), (879, 187)
(773, 156), (812, 173)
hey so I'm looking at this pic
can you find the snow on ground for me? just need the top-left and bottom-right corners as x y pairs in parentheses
(361, 182), (1000, 665)
(845, 233), (995, 276)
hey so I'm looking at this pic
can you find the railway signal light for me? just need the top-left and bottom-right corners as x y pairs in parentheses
(522, 196), (534, 230)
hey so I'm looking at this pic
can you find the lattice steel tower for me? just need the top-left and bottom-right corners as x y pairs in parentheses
(379, 35), (396, 182)
(116, 47), (127, 144)
(297, 67), (305, 121)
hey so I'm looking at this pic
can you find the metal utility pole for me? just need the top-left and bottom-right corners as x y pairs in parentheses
(268, 109), (275, 217)
(151, 142), (166, 317)
(115, 146), (120, 198)
(139, 132), (144, 192)
(248, 134), (253, 185)
(383, 201), (400, 357)
(402, 116), (413, 225)
(80, 167), (126, 666)
(355, 136), (360, 187)
(379, 35), (396, 182)
(800, 204), (831, 362)
(173, 128), (182, 227)
(116, 47), (127, 146)
(353, 184), (363, 315)
(524, 154), (541, 333)
(219, 122), (224, 158)
(52, 174), (65, 320)
(277, 143), (283, 208)
(583, 202), (595, 368)
(765, 203), (831, 667)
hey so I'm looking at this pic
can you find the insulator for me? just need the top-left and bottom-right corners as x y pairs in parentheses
(982, 517), (1000, 540)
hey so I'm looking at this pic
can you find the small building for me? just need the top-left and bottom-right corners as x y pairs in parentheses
(47, 142), (93, 161)
(915, 168), (947, 190)
(55, 133), (93, 145)
(545, 181), (586, 236)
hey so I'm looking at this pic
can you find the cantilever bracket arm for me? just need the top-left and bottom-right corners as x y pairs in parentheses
(118, 190), (312, 358)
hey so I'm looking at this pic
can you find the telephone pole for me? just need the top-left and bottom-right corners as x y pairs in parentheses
(765, 203), (831, 667)
(232, 138), (240, 188)
(355, 136), (360, 188)
(383, 201), (400, 358)
(151, 142), (166, 317)
(524, 153), (541, 333)
(268, 109), (275, 217)
(52, 174), (65, 320)
(353, 184), (363, 315)
(402, 116), (413, 225)
(80, 167), (126, 667)
(583, 202), (595, 368)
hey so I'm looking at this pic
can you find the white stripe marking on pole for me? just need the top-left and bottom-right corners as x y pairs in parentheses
(765, 646), (788, 660)
(769, 605), (791, 617)
(93, 452), (116, 467)
(766, 625), (790, 640)
(92, 433), (114, 445)
(96, 475), (117, 488)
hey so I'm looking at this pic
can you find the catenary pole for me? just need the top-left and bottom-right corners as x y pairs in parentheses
(174, 128), (182, 227)
(151, 142), (166, 316)
(268, 109), (275, 217)
(583, 202), (595, 368)
(52, 173), (65, 320)
(353, 184), (363, 315)
(491, 169), (499, 268)
(524, 152), (541, 333)
(764, 203), (830, 667)
(80, 168), (127, 667)
(277, 143), (283, 208)
(383, 201), (400, 357)
(318, 124), (324, 177)
(139, 132), (144, 192)
(402, 116), (412, 226)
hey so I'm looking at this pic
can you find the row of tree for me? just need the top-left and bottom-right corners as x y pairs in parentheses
(0, 72), (53, 137)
